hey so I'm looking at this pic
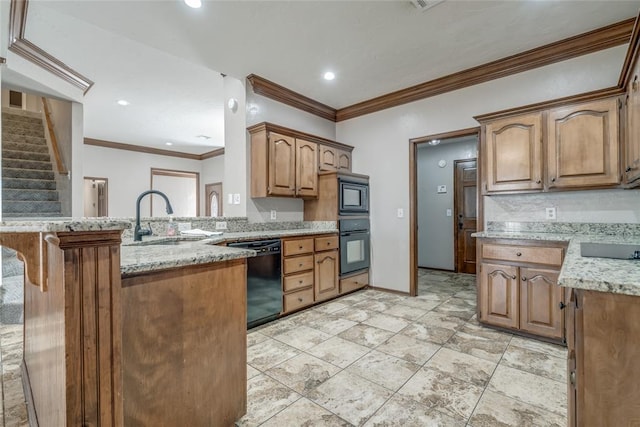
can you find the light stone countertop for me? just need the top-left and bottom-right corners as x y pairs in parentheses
(120, 228), (339, 276)
(474, 231), (640, 297)
(0, 218), (131, 232)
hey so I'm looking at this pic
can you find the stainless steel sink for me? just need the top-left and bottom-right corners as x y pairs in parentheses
(126, 239), (196, 247)
(580, 242), (640, 260)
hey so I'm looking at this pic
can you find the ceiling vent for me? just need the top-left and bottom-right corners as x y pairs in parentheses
(410, 0), (445, 12)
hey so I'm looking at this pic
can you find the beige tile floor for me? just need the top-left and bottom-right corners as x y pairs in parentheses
(0, 269), (567, 426)
(239, 269), (567, 427)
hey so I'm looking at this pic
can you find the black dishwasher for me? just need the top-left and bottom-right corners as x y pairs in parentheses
(228, 239), (282, 329)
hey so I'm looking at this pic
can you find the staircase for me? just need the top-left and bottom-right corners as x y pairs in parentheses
(1, 107), (62, 217)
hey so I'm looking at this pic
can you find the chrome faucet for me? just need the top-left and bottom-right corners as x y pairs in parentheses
(134, 190), (174, 241)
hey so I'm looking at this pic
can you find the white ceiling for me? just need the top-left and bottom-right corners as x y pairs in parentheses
(4, 0), (640, 154)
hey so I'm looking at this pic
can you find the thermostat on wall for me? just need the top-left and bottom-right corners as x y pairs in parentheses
(438, 159), (447, 168)
(437, 185), (447, 193)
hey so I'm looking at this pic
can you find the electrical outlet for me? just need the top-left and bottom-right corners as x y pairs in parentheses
(215, 221), (228, 230)
(233, 193), (241, 205)
(177, 222), (191, 232)
(397, 208), (404, 218)
(545, 207), (557, 220)
(270, 210), (277, 220)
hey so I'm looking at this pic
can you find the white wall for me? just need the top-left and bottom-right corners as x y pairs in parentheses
(417, 139), (477, 270)
(46, 98), (73, 216)
(245, 87), (337, 222)
(82, 145), (203, 217)
(336, 45), (628, 293)
(223, 76), (247, 217)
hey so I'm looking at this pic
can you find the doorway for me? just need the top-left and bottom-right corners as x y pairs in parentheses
(83, 177), (108, 217)
(409, 127), (480, 296)
(205, 182), (223, 217)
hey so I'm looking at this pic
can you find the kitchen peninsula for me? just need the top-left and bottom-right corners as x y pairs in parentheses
(0, 219), (255, 427)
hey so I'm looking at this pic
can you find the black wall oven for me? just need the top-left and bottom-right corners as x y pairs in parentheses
(339, 218), (370, 275)
(339, 176), (369, 216)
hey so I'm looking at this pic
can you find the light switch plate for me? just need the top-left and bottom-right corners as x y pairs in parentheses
(228, 193), (233, 205)
(215, 221), (228, 230)
(270, 210), (277, 220)
(233, 193), (241, 204)
(397, 208), (404, 218)
(437, 185), (447, 194)
(446, 209), (452, 217)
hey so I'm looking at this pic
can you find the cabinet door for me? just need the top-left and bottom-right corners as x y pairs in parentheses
(314, 250), (339, 302)
(295, 139), (318, 198)
(337, 149), (352, 172)
(627, 64), (640, 184)
(479, 263), (519, 329)
(484, 113), (543, 193)
(519, 268), (563, 339)
(319, 145), (338, 171)
(547, 98), (620, 188)
(268, 132), (296, 196)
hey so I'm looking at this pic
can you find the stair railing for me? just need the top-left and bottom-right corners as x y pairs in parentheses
(41, 97), (69, 176)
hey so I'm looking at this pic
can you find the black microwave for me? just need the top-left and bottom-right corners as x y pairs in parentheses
(339, 176), (369, 215)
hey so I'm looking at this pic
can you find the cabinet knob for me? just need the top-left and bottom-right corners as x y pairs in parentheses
(551, 177), (556, 183)
(570, 370), (576, 386)
(521, 276), (527, 281)
(633, 75), (638, 92)
(516, 252), (522, 257)
(559, 302), (567, 310)
(327, 242), (331, 245)
(299, 280), (303, 284)
(626, 166), (634, 173)
(536, 180), (541, 184)
(299, 246), (303, 249)
(298, 297), (303, 302)
(511, 275), (516, 280)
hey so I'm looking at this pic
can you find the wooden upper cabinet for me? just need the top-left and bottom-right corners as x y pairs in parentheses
(268, 132), (297, 196)
(547, 98), (620, 189)
(337, 149), (352, 171)
(484, 113), (543, 193)
(319, 145), (338, 171)
(627, 63), (640, 184)
(296, 139), (318, 197)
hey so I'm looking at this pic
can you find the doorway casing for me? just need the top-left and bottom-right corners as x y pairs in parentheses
(409, 127), (481, 296)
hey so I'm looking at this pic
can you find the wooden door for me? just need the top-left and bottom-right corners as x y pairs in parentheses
(454, 159), (477, 274)
(484, 113), (543, 192)
(295, 139), (318, 198)
(337, 149), (352, 171)
(627, 62), (640, 184)
(547, 98), (620, 189)
(205, 182), (223, 217)
(519, 267), (563, 339)
(268, 132), (296, 196)
(319, 145), (337, 171)
(314, 250), (339, 302)
(479, 263), (519, 329)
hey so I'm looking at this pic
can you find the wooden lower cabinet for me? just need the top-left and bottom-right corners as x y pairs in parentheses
(478, 239), (566, 342)
(314, 250), (339, 302)
(568, 289), (640, 426)
(340, 271), (369, 293)
(479, 263), (519, 329)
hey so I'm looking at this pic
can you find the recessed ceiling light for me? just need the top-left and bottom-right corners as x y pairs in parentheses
(323, 71), (335, 81)
(165, 142), (173, 146)
(196, 135), (211, 140)
(184, 0), (202, 8)
(117, 99), (130, 106)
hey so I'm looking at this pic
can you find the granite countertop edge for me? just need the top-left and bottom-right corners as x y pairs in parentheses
(0, 219), (131, 232)
(474, 231), (640, 297)
(120, 228), (339, 275)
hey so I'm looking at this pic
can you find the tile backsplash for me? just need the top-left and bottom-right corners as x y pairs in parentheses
(484, 189), (640, 225)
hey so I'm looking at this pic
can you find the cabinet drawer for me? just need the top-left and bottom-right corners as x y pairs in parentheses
(482, 244), (563, 266)
(283, 271), (314, 292)
(283, 255), (314, 275)
(315, 235), (339, 252)
(340, 271), (368, 294)
(283, 238), (314, 256)
(283, 288), (314, 313)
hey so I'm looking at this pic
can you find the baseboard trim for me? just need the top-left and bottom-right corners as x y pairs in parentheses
(367, 285), (411, 297)
(21, 360), (39, 427)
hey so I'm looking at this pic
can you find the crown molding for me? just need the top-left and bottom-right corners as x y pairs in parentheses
(473, 86), (624, 123)
(8, 0), (94, 94)
(247, 74), (337, 122)
(619, 11), (640, 88)
(84, 138), (225, 161)
(336, 18), (634, 122)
